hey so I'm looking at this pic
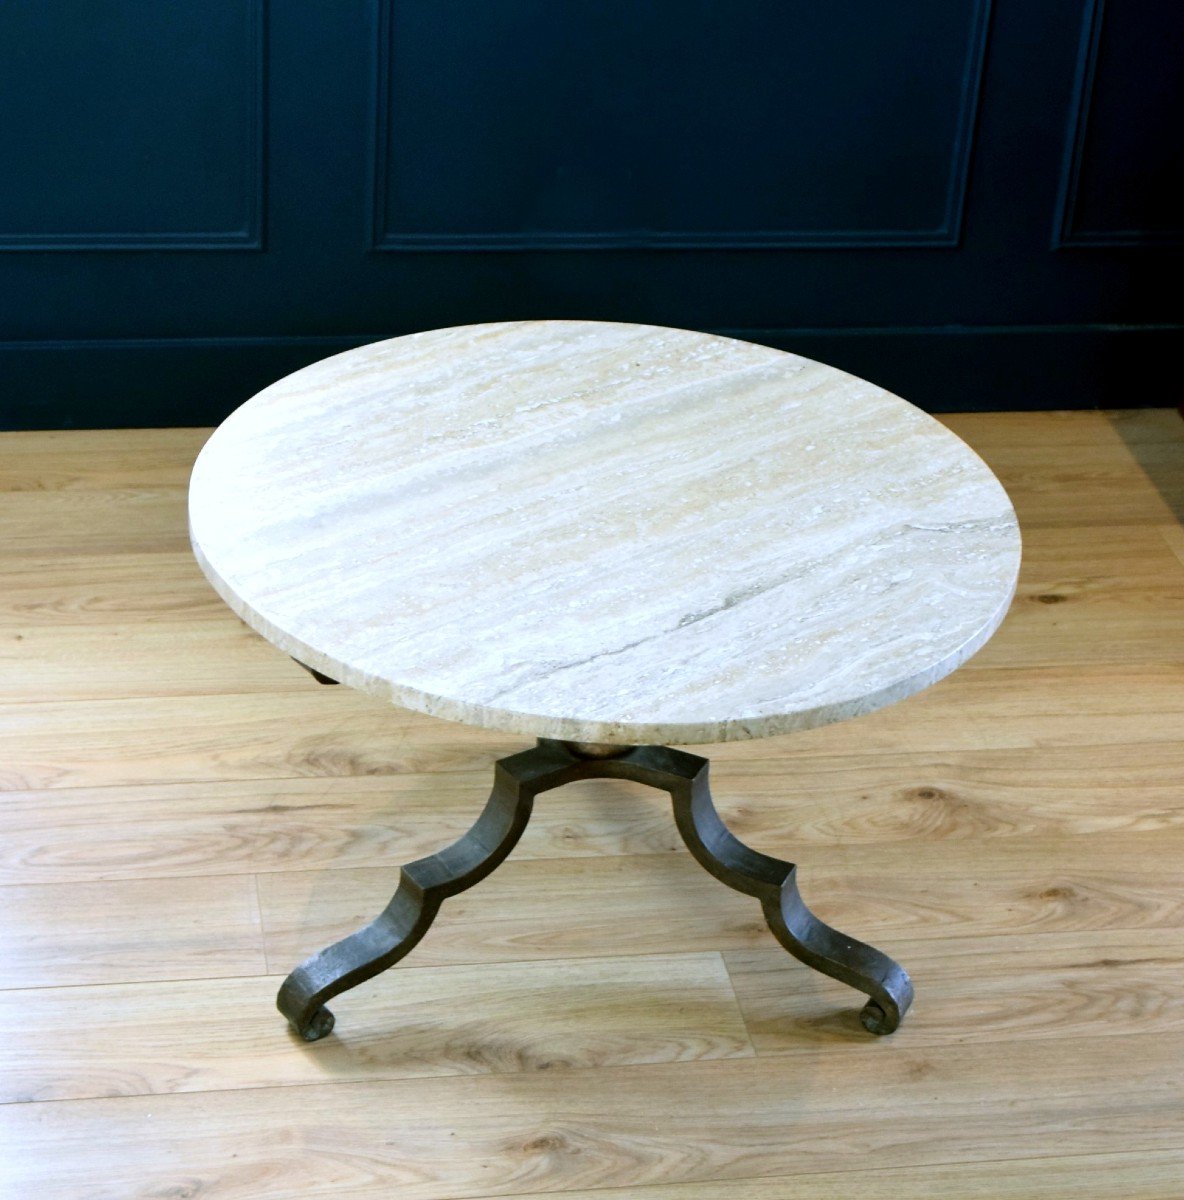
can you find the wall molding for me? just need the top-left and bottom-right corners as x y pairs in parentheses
(6, 321), (1175, 355)
(1054, 0), (1184, 249)
(0, 0), (267, 252)
(370, 0), (993, 252)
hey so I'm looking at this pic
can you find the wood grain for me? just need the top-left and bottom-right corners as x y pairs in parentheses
(969, 524), (1184, 668)
(1, 1034), (1180, 1199)
(7, 658), (1181, 791)
(466, 1151), (1184, 1200)
(0, 487), (190, 553)
(1160, 521), (1184, 568)
(257, 830), (1184, 974)
(940, 410), (1180, 451)
(0, 953), (752, 1104)
(0, 689), (432, 790)
(0, 774), (679, 885)
(724, 927), (1184, 1049)
(0, 874), (264, 988)
(0, 427), (208, 491)
(5, 740), (1182, 885)
(937, 448), (1176, 528)
(0, 552), (224, 626)
(1, 412), (1183, 1200)
(940, 408), (1184, 528)
(0, 621), (314, 701)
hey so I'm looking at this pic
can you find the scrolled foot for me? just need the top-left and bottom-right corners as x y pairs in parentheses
(667, 755), (914, 1035)
(275, 754), (540, 1038)
(860, 1000), (897, 1036)
(291, 1005), (336, 1042)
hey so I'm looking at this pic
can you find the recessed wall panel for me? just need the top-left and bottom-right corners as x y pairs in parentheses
(373, 0), (991, 250)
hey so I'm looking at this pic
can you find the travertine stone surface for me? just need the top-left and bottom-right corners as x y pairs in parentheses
(189, 321), (1020, 744)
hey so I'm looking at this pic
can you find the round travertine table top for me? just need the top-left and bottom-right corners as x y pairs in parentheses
(189, 321), (1020, 745)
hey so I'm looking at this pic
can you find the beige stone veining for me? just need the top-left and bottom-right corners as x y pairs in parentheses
(188, 321), (1021, 744)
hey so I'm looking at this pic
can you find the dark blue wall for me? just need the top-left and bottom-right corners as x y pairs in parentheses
(1, 0), (1181, 429)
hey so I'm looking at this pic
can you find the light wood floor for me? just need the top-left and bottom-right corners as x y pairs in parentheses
(1, 410), (1183, 1199)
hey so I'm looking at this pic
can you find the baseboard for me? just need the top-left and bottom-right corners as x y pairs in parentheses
(1, 324), (1180, 430)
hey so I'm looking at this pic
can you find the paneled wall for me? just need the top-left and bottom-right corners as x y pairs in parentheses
(0, 0), (1180, 428)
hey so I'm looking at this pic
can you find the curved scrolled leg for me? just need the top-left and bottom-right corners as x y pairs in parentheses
(273, 737), (913, 1042)
(276, 758), (537, 1039)
(669, 762), (914, 1034)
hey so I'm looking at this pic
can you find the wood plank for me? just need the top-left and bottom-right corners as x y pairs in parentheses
(0, 552), (225, 626)
(0, 774), (669, 884)
(0, 953), (752, 1104)
(705, 662), (1184, 761)
(0, 689), (433, 790)
(258, 851), (766, 975)
(0, 874), (264, 988)
(466, 1150), (1184, 1200)
(708, 742), (1184, 844)
(1, 413), (1182, 1199)
(1013, 523), (1184, 587)
(939, 413), (1182, 528)
(0, 620), (318, 701)
(1102, 408), (1184, 445)
(938, 408), (1181, 452)
(5, 740), (1182, 885)
(725, 927), (1184, 1050)
(7, 660), (1180, 791)
(1160, 522), (1184, 569)
(0, 487), (190, 554)
(978, 458), (1174, 528)
(257, 829), (1184, 974)
(1, 1033), (1180, 1199)
(969, 524), (1184, 668)
(937, 410), (1128, 449)
(0, 427), (208, 491)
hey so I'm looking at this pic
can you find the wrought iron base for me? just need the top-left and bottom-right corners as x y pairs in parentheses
(277, 738), (914, 1040)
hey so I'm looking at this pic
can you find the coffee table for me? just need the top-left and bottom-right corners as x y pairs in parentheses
(189, 320), (1021, 1042)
